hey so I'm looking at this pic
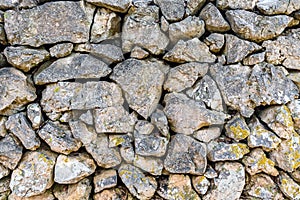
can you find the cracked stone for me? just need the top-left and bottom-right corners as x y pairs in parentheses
(192, 176), (210, 195)
(49, 43), (73, 58)
(133, 155), (163, 176)
(204, 33), (225, 53)
(0, 134), (23, 170)
(85, 0), (130, 13)
(243, 52), (265, 66)
(257, 0), (300, 15)
(225, 114), (250, 141)
(277, 171), (300, 199)
(154, 0), (185, 21)
(186, 0), (205, 15)
(150, 109), (169, 137)
(94, 169), (117, 193)
(193, 126), (222, 143)
(216, 0), (258, 10)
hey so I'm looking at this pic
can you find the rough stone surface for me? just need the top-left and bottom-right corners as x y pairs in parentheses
(186, 0), (205, 15)
(49, 43), (73, 58)
(204, 33), (225, 53)
(94, 169), (117, 193)
(133, 155), (163, 176)
(243, 52), (265, 66)
(8, 189), (55, 200)
(257, 0), (300, 15)
(27, 103), (43, 130)
(93, 187), (128, 200)
(130, 46), (149, 59)
(86, 0), (130, 13)
(154, 0), (185, 21)
(288, 99), (300, 129)
(0, 134), (23, 170)
(192, 176), (210, 195)
(225, 114), (250, 141)
(216, 0), (258, 10)
(277, 171), (300, 199)
(0, 164), (9, 180)
(193, 127), (222, 143)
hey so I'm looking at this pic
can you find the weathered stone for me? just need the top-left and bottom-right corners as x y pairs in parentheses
(90, 8), (121, 43)
(277, 171), (300, 199)
(34, 53), (111, 85)
(291, 168), (300, 182)
(86, 0), (130, 13)
(0, 53), (7, 68)
(226, 10), (293, 42)
(8, 189), (55, 200)
(157, 175), (200, 200)
(5, 112), (40, 150)
(4, 1), (95, 47)
(207, 141), (249, 161)
(130, 46), (149, 59)
(216, 0), (258, 10)
(160, 16), (169, 32)
(192, 176), (210, 195)
(0, 134), (23, 170)
(79, 110), (93, 125)
(243, 52), (265, 66)
(154, 0), (185, 21)
(108, 133), (133, 147)
(168, 16), (205, 44)
(204, 33), (225, 53)
(257, 0), (300, 15)
(164, 134), (207, 175)
(110, 59), (165, 118)
(93, 187), (128, 200)
(288, 99), (300, 129)
(200, 3), (230, 32)
(193, 127), (222, 143)
(247, 117), (281, 151)
(4, 46), (50, 72)
(163, 38), (216, 63)
(41, 81), (123, 113)
(186, 0), (205, 15)
(94, 169), (117, 193)
(27, 103), (43, 130)
(242, 148), (278, 176)
(0, 117), (6, 138)
(0, 177), (10, 200)
(122, 5), (169, 55)
(203, 162), (245, 200)
(10, 149), (57, 197)
(54, 153), (96, 184)
(135, 120), (154, 135)
(0, 164), (9, 180)
(133, 155), (163, 176)
(0, 25), (6, 45)
(0, 68), (36, 115)
(288, 72), (300, 91)
(164, 93), (228, 135)
(119, 164), (157, 200)
(120, 143), (135, 164)
(53, 178), (92, 200)
(225, 114), (250, 141)
(164, 62), (209, 93)
(150, 109), (169, 137)
(187, 75), (224, 111)
(49, 43), (73, 58)
(224, 34), (261, 64)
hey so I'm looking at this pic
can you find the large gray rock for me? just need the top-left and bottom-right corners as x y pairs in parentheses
(216, 0), (258, 10)
(0, 134), (23, 170)
(4, 1), (95, 47)
(154, 0), (185, 21)
(110, 59), (166, 118)
(226, 10), (293, 42)
(257, 0), (300, 15)
(10, 149), (57, 197)
(85, 0), (130, 13)
(186, 0), (205, 15)
(0, 67), (36, 115)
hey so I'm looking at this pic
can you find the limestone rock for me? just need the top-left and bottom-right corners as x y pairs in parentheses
(0, 117), (7, 137)
(4, 46), (50, 72)
(130, 46), (149, 59)
(34, 53), (111, 85)
(216, 0), (258, 10)
(204, 33), (225, 53)
(85, 0), (130, 13)
(288, 99), (300, 129)
(192, 176), (210, 195)
(79, 110), (93, 126)
(27, 103), (43, 130)
(0, 134), (23, 170)
(120, 143), (135, 164)
(8, 189), (55, 200)
(186, 0), (205, 15)
(0, 25), (7, 45)
(49, 43), (73, 58)
(150, 109), (169, 137)
(164, 134), (207, 175)
(225, 114), (250, 141)
(163, 38), (216, 63)
(94, 169), (117, 193)
(0, 177), (10, 200)
(4, 1), (95, 46)
(160, 16), (169, 32)
(93, 187), (128, 200)
(257, 0), (300, 15)
(108, 133), (133, 147)
(193, 127), (222, 143)
(243, 52), (265, 66)
(54, 153), (96, 184)
(10, 149), (57, 197)
(277, 171), (300, 199)
(133, 155), (163, 176)
(226, 10), (293, 42)
(154, 0), (185, 21)
(0, 68), (36, 115)
(0, 164), (9, 180)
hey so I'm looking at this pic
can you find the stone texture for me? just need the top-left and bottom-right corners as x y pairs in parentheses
(192, 176), (210, 195)
(133, 155), (163, 176)
(288, 99), (300, 129)
(277, 171), (300, 199)
(154, 0), (185, 21)
(0, 134), (23, 170)
(226, 10), (293, 42)
(49, 43), (73, 58)
(86, 0), (130, 13)
(0, 164), (9, 180)
(10, 149), (57, 197)
(54, 153), (96, 184)
(0, 117), (7, 138)
(94, 169), (117, 193)
(150, 109), (169, 137)
(186, 0), (205, 15)
(4, 46), (50, 72)
(257, 0), (300, 15)
(34, 53), (111, 85)
(130, 46), (149, 59)
(193, 127), (222, 143)
(216, 0), (258, 10)
(204, 33), (225, 53)
(4, 1), (95, 46)
(93, 187), (128, 200)
(8, 189), (55, 200)
(243, 52), (265, 66)
(27, 103), (43, 130)
(225, 114), (250, 141)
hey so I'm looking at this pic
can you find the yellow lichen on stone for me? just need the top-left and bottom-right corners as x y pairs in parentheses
(230, 143), (249, 158)
(229, 125), (250, 140)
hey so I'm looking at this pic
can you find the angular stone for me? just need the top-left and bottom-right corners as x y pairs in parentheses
(133, 155), (163, 176)
(192, 176), (210, 195)
(120, 143), (135, 164)
(204, 33), (225, 53)
(277, 172), (300, 199)
(130, 46), (149, 59)
(10, 149), (57, 197)
(110, 59), (165, 118)
(86, 0), (130, 13)
(108, 133), (133, 147)
(224, 34), (261, 64)
(93, 187), (128, 200)
(203, 162), (245, 200)
(200, 3), (230, 32)
(186, 0), (205, 15)
(0, 25), (7, 45)
(193, 127), (222, 143)
(41, 81), (123, 113)
(164, 134), (207, 175)
(150, 109), (169, 137)
(79, 110), (93, 125)
(207, 141), (249, 161)
(0, 68), (36, 115)
(168, 16), (205, 44)
(187, 75), (224, 111)
(0, 117), (7, 138)
(0, 177), (10, 200)
(160, 16), (169, 32)
(291, 169), (300, 183)
(288, 99), (300, 129)
(216, 0), (258, 10)
(288, 72), (300, 90)
(4, 1), (95, 47)
(94, 169), (117, 193)
(34, 53), (111, 85)
(225, 114), (250, 141)
(53, 178), (91, 200)
(91, 8), (121, 43)
(135, 120), (154, 135)
(49, 43), (73, 58)
(0, 134), (23, 170)
(157, 175), (200, 200)
(164, 93), (228, 135)
(27, 103), (43, 130)
(243, 52), (265, 66)
(154, 0), (185, 21)
(164, 62), (209, 93)
(54, 153), (96, 184)
(119, 164), (157, 200)
(8, 189), (55, 200)
(0, 164), (9, 180)
(257, 0), (300, 15)
(226, 10), (293, 42)
(242, 148), (278, 176)
(5, 112), (40, 150)
(4, 46), (50, 72)
(163, 38), (216, 63)
(122, 5), (169, 55)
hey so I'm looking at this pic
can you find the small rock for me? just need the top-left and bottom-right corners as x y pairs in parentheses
(200, 3), (230, 32)
(168, 16), (205, 44)
(90, 8), (121, 43)
(108, 133), (133, 147)
(49, 43), (73, 58)
(0, 25), (6, 45)
(93, 187), (128, 200)
(85, 0), (130, 13)
(120, 143), (135, 164)
(150, 109), (169, 137)
(193, 126), (222, 143)
(5, 112), (40, 150)
(0, 117), (6, 137)
(154, 0), (185, 21)
(288, 72), (300, 91)
(164, 62), (209, 93)
(27, 103), (43, 130)
(79, 110), (93, 125)
(135, 120), (154, 135)
(203, 162), (245, 200)
(133, 155), (163, 176)
(10, 149), (57, 197)
(186, 0), (205, 15)
(243, 52), (265, 66)
(0, 164), (9, 180)
(204, 33), (225, 53)
(53, 178), (92, 200)
(0, 177), (10, 199)
(291, 169), (300, 182)
(277, 171), (300, 199)
(160, 16), (169, 32)
(8, 189), (55, 200)
(54, 153), (96, 184)
(204, 165), (218, 179)
(242, 148), (279, 176)
(163, 38), (216, 63)
(94, 169), (117, 193)
(192, 176), (210, 195)
(119, 164), (157, 200)
(216, 0), (258, 10)
(0, 53), (7, 68)
(224, 34), (261, 64)
(225, 114), (250, 141)
(4, 46), (50, 72)
(0, 134), (23, 170)
(257, 0), (300, 15)
(226, 10), (293, 42)
(207, 141), (249, 161)
(288, 99), (300, 129)
(130, 46), (149, 59)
